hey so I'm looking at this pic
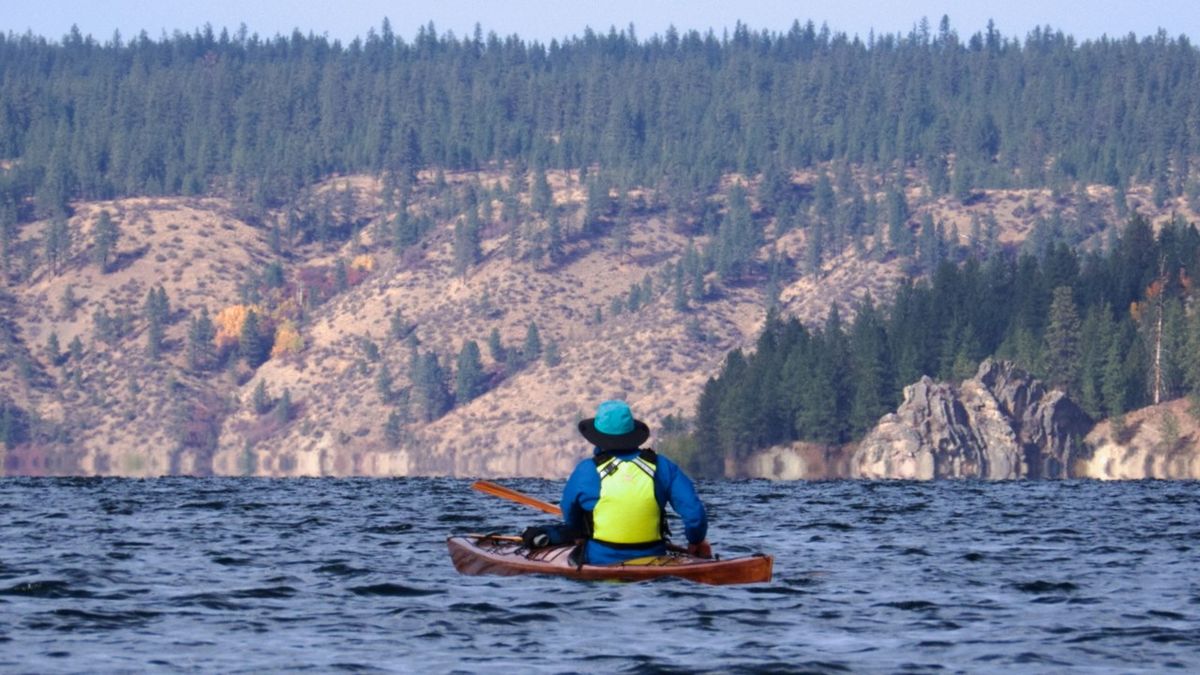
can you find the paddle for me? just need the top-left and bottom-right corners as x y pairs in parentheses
(465, 533), (523, 542)
(471, 480), (562, 516)
(470, 480), (701, 557)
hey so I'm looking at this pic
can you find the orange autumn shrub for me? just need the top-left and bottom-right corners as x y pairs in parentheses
(271, 320), (303, 358)
(213, 304), (265, 350)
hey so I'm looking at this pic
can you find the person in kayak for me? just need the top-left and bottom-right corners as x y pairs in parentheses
(524, 399), (711, 564)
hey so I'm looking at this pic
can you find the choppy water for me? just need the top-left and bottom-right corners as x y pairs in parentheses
(1, 478), (1198, 673)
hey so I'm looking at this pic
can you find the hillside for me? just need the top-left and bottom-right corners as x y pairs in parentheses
(1, 166), (1197, 476)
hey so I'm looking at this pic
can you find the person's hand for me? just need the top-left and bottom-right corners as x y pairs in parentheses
(521, 526), (550, 548)
(687, 540), (713, 559)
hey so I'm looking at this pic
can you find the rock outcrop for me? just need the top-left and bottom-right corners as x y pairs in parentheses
(850, 359), (1094, 479)
(1078, 398), (1200, 479)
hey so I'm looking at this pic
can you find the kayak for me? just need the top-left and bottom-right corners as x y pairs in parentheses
(447, 534), (773, 585)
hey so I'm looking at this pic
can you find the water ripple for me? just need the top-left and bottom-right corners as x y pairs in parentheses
(0, 478), (1196, 672)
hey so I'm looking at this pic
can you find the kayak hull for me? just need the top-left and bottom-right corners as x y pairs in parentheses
(447, 535), (772, 585)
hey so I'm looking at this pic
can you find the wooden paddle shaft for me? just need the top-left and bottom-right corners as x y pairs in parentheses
(471, 480), (562, 516)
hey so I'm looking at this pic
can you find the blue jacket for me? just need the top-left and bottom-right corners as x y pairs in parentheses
(561, 447), (707, 565)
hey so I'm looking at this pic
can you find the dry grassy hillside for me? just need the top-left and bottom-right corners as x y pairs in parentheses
(3, 197), (277, 474)
(2, 167), (1196, 477)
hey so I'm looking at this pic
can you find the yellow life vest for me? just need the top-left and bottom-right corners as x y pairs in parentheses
(591, 452), (662, 546)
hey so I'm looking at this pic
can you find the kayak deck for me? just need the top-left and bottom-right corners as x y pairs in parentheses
(447, 534), (772, 585)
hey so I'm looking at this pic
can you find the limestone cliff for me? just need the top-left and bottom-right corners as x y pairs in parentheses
(736, 442), (851, 480)
(1078, 398), (1200, 479)
(849, 359), (1094, 479)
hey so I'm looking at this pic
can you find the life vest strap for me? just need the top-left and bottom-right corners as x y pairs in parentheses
(594, 448), (657, 471)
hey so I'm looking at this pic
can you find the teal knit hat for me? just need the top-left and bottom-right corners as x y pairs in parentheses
(578, 400), (651, 449)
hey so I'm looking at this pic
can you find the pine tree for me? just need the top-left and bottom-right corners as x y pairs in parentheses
(543, 340), (561, 367)
(153, 286), (170, 322)
(359, 338), (381, 362)
(1078, 303), (1114, 418)
(627, 283), (642, 312)
(188, 308), (216, 372)
(806, 219), (825, 276)
(454, 340), (485, 404)
(252, 380), (272, 414)
(145, 312), (164, 360)
(545, 208), (564, 266)
(0, 402), (12, 449)
(813, 172), (836, 224)
(952, 160), (974, 203)
(917, 214), (946, 272)
(0, 399), (27, 449)
(1160, 298), (1188, 400)
(583, 176), (609, 236)
(530, 168), (553, 216)
(263, 261), (285, 289)
(611, 195), (632, 255)
(672, 262), (689, 312)
(239, 309), (269, 368)
(67, 335), (84, 364)
(144, 286), (168, 361)
(486, 328), (506, 366)
(684, 241), (706, 301)
(93, 306), (117, 346)
(392, 210), (419, 250)
(44, 216), (70, 276)
(764, 248), (785, 312)
(452, 217), (480, 277)
(522, 322), (542, 363)
(849, 297), (894, 436)
(389, 309), (412, 341)
(0, 203), (15, 276)
(92, 210), (119, 272)
(1042, 286), (1082, 393)
(334, 258), (348, 292)
(796, 310), (851, 444)
(1186, 302), (1200, 395)
(269, 223), (283, 255)
(886, 187), (911, 255)
(57, 284), (77, 319)
(273, 388), (293, 424)
(413, 351), (452, 422)
(714, 184), (759, 281)
(926, 154), (950, 196)
(1102, 328), (1130, 423)
(502, 196), (522, 261)
(691, 378), (727, 476)
(375, 362), (393, 402)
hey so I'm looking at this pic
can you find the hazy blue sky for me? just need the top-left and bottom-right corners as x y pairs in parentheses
(5, 1), (1198, 45)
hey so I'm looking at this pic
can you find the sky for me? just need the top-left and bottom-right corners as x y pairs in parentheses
(4, 0), (1199, 46)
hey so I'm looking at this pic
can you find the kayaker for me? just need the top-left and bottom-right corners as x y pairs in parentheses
(524, 399), (711, 564)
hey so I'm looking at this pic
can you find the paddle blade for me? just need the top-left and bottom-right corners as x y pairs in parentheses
(471, 480), (563, 517)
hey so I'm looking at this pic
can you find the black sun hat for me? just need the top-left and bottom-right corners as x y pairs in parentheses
(578, 400), (651, 450)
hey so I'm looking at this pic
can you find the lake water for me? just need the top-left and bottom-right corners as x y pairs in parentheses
(1, 477), (1197, 673)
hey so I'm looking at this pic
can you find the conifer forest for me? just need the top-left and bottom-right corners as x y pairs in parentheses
(2, 18), (1200, 474)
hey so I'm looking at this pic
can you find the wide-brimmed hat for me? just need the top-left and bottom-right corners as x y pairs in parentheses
(578, 400), (651, 449)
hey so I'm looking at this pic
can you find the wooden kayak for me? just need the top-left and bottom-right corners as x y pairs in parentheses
(447, 534), (773, 585)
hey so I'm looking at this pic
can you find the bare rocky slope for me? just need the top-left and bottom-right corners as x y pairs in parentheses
(1079, 397), (1200, 479)
(2, 169), (1197, 478)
